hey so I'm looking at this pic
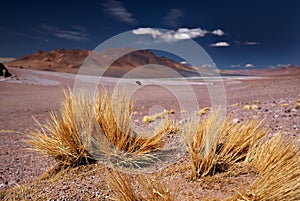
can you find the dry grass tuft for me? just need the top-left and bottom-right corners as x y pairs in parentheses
(106, 168), (179, 201)
(26, 88), (177, 169)
(142, 109), (175, 123)
(243, 104), (258, 110)
(218, 120), (268, 165)
(243, 105), (251, 110)
(106, 169), (138, 201)
(138, 173), (180, 201)
(235, 135), (300, 200)
(182, 109), (225, 178)
(25, 91), (95, 167)
(230, 103), (239, 107)
(95, 88), (176, 155)
(281, 103), (289, 107)
(199, 107), (210, 115)
(183, 109), (268, 179)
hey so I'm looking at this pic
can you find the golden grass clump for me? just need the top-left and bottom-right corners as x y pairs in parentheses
(235, 135), (300, 200)
(250, 104), (258, 109)
(95, 89), (176, 155)
(199, 107), (210, 115)
(142, 109), (175, 123)
(106, 169), (137, 201)
(106, 168), (179, 201)
(281, 103), (289, 107)
(182, 109), (225, 178)
(143, 115), (153, 123)
(26, 91), (94, 167)
(230, 103), (239, 107)
(218, 120), (268, 165)
(183, 109), (268, 178)
(26, 88), (177, 168)
(243, 105), (251, 110)
(243, 104), (258, 110)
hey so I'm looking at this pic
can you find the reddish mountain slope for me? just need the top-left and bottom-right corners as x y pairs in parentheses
(5, 49), (197, 77)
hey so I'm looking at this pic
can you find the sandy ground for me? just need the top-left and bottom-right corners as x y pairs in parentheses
(0, 67), (299, 199)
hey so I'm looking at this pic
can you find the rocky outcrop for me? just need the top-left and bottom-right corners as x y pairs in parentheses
(0, 63), (12, 77)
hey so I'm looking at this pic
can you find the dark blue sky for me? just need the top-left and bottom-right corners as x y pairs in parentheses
(0, 0), (299, 69)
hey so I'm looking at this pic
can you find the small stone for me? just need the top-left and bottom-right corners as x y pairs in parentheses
(233, 118), (240, 124)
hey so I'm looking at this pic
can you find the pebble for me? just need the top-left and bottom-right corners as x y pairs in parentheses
(233, 118), (240, 124)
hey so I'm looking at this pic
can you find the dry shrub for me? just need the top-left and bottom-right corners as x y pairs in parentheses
(218, 120), (268, 165)
(26, 88), (176, 168)
(96, 89), (176, 155)
(106, 168), (179, 201)
(183, 109), (268, 179)
(235, 135), (300, 200)
(26, 91), (94, 167)
(138, 173), (180, 201)
(106, 169), (138, 201)
(182, 109), (225, 178)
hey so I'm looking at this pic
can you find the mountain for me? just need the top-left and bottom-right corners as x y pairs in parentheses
(220, 65), (300, 77)
(5, 48), (198, 77)
(6, 49), (91, 74)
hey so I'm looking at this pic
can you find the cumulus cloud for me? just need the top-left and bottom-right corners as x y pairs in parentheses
(210, 42), (230, 47)
(133, 27), (208, 42)
(245, 63), (254, 68)
(40, 24), (89, 42)
(212, 29), (225, 36)
(132, 28), (162, 37)
(102, 0), (136, 23)
(163, 8), (184, 28)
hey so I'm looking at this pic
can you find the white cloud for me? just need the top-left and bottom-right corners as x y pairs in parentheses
(210, 42), (230, 47)
(132, 28), (162, 38)
(102, 0), (135, 23)
(244, 41), (260, 45)
(55, 31), (88, 42)
(40, 24), (89, 41)
(180, 61), (188, 65)
(176, 28), (207, 38)
(245, 63), (254, 68)
(132, 27), (208, 42)
(212, 29), (224, 36)
(163, 8), (184, 27)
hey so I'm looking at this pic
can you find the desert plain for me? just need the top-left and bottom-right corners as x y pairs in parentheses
(0, 62), (300, 200)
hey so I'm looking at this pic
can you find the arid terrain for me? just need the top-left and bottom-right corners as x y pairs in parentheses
(0, 52), (300, 200)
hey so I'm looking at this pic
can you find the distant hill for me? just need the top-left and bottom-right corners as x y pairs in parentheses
(220, 65), (300, 77)
(6, 49), (91, 74)
(0, 57), (15, 63)
(5, 48), (199, 77)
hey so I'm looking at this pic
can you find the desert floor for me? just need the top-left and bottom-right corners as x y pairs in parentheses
(1, 67), (299, 200)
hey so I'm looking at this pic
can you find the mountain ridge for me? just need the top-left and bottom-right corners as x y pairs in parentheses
(5, 48), (198, 77)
